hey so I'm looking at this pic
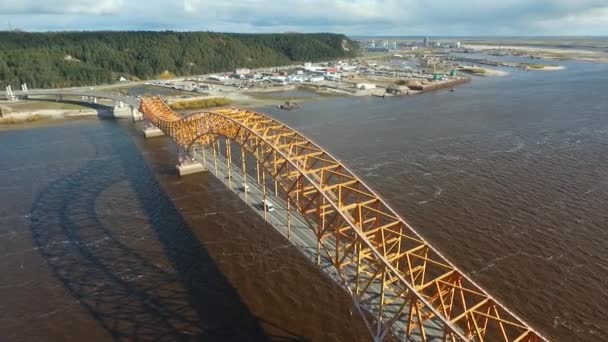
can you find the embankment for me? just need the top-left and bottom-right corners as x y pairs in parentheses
(420, 77), (471, 91)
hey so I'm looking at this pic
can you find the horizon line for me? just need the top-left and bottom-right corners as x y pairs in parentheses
(0, 30), (606, 38)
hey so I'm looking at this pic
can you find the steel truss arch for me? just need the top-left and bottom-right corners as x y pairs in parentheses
(139, 97), (549, 342)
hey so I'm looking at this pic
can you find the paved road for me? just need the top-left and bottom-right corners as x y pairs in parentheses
(8, 88), (140, 107)
(190, 146), (446, 341)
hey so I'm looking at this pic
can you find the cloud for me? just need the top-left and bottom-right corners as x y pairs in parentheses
(183, 0), (201, 14)
(0, 0), (606, 35)
(535, 6), (608, 35)
(0, 0), (125, 15)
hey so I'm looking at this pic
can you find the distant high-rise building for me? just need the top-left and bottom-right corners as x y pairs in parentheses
(456, 41), (461, 48)
(423, 37), (429, 47)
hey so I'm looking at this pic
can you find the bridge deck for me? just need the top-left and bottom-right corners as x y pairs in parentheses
(8, 89), (140, 108)
(192, 144), (446, 341)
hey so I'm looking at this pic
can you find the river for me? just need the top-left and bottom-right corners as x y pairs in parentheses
(1, 58), (607, 341)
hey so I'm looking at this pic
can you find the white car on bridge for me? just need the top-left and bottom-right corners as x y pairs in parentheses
(262, 199), (275, 212)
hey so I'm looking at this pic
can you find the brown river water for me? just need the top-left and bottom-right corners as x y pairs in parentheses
(1, 58), (607, 341)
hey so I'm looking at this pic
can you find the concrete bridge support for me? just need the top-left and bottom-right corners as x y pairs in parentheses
(112, 104), (132, 119)
(5, 85), (16, 101)
(176, 146), (205, 176)
(131, 106), (144, 121)
(142, 120), (165, 138)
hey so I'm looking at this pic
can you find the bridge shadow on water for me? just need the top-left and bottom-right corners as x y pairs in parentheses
(30, 121), (304, 341)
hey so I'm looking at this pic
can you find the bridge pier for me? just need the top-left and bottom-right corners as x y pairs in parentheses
(142, 121), (165, 138)
(131, 106), (143, 121)
(112, 104), (132, 119)
(5, 85), (16, 101)
(176, 146), (205, 176)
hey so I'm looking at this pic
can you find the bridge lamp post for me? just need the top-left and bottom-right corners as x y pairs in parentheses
(273, 152), (279, 196)
(287, 200), (292, 241)
(256, 157), (260, 184)
(262, 168), (267, 222)
(201, 148), (207, 169)
(225, 138), (233, 189)
(213, 140), (219, 176)
(241, 147), (248, 204)
(316, 197), (327, 266)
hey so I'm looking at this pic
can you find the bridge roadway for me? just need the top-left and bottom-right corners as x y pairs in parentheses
(5, 88), (142, 120)
(9, 88), (140, 107)
(190, 145), (442, 341)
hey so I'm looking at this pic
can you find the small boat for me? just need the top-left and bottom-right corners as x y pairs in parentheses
(450, 88), (456, 92)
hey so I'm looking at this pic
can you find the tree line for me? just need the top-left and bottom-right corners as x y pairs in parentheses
(0, 31), (358, 89)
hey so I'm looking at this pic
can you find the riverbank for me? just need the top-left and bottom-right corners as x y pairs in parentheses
(2, 108), (105, 119)
(0, 112), (97, 131)
(0, 114), (48, 125)
(0, 100), (112, 130)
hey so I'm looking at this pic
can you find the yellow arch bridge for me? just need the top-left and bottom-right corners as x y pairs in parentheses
(139, 96), (549, 342)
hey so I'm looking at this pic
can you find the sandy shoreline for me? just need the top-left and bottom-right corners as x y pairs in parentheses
(459, 66), (509, 77)
(463, 43), (608, 64)
(4, 108), (104, 119)
(523, 65), (565, 71)
(0, 105), (114, 130)
(462, 44), (596, 55)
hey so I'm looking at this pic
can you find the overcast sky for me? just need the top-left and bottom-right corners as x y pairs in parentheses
(1, 0), (607, 35)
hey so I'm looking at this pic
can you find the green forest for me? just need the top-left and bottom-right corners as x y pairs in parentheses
(0, 31), (358, 89)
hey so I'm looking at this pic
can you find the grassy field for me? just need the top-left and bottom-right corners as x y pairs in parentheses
(105, 85), (195, 97)
(169, 98), (233, 110)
